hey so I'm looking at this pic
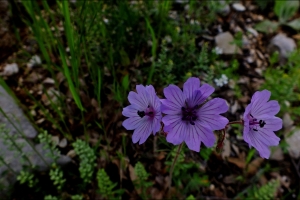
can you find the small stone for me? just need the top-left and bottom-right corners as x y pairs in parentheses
(215, 32), (242, 55)
(27, 55), (41, 68)
(43, 77), (55, 85)
(217, 0), (230, 16)
(1, 63), (19, 76)
(58, 138), (67, 148)
(268, 33), (296, 65)
(66, 149), (76, 158)
(51, 136), (60, 146)
(283, 113), (294, 131)
(285, 129), (300, 159)
(247, 27), (259, 37)
(232, 3), (246, 12)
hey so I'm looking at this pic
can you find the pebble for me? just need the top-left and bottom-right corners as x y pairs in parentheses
(232, 3), (246, 12)
(1, 63), (19, 76)
(268, 33), (296, 65)
(215, 32), (242, 55)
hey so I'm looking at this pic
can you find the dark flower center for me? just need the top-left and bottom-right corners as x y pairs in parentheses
(181, 106), (198, 125)
(249, 114), (266, 131)
(137, 105), (154, 118)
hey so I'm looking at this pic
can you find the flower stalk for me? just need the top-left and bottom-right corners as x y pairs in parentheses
(168, 143), (183, 192)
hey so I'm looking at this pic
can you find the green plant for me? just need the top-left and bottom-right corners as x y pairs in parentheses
(133, 162), (152, 199)
(17, 170), (38, 188)
(70, 195), (83, 200)
(255, 0), (300, 33)
(72, 139), (96, 184)
(49, 167), (66, 191)
(261, 50), (300, 120)
(97, 168), (124, 199)
(154, 39), (176, 86)
(245, 179), (280, 199)
(38, 131), (60, 162)
(44, 195), (59, 200)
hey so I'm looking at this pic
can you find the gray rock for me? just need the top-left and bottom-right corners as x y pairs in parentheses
(0, 86), (71, 196)
(232, 2), (246, 12)
(285, 129), (300, 159)
(0, 86), (37, 138)
(268, 33), (296, 65)
(215, 32), (242, 55)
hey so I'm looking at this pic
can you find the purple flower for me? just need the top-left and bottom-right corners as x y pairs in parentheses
(161, 77), (229, 152)
(243, 90), (282, 159)
(122, 85), (162, 144)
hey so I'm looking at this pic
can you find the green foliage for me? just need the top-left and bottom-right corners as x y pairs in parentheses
(70, 195), (83, 200)
(97, 168), (124, 199)
(186, 194), (196, 200)
(134, 162), (152, 199)
(200, 146), (213, 161)
(44, 195), (59, 200)
(165, 146), (209, 194)
(17, 170), (38, 188)
(49, 167), (66, 191)
(38, 131), (60, 162)
(255, 0), (300, 32)
(154, 39), (176, 86)
(247, 179), (280, 199)
(72, 139), (96, 183)
(261, 50), (300, 119)
(274, 0), (299, 23)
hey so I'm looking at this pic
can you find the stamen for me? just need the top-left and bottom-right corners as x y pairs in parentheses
(253, 128), (258, 132)
(137, 110), (145, 118)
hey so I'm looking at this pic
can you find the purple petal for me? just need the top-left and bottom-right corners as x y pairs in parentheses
(146, 85), (161, 111)
(185, 124), (215, 152)
(249, 90), (271, 116)
(161, 99), (182, 115)
(183, 77), (200, 101)
(256, 128), (280, 146)
(128, 91), (146, 110)
(132, 120), (152, 144)
(258, 148), (271, 159)
(166, 120), (187, 145)
(198, 98), (229, 115)
(243, 103), (252, 119)
(262, 116), (282, 131)
(243, 129), (271, 159)
(196, 114), (229, 130)
(162, 114), (182, 126)
(186, 84), (215, 108)
(163, 84), (185, 108)
(122, 105), (138, 117)
(184, 125), (201, 152)
(123, 116), (144, 130)
(152, 115), (162, 134)
(252, 100), (280, 118)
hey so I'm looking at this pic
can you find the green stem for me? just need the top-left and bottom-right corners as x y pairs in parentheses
(0, 155), (17, 175)
(168, 143), (183, 191)
(227, 120), (243, 125)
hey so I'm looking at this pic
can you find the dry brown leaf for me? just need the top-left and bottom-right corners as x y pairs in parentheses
(128, 164), (141, 194)
(227, 157), (245, 169)
(247, 157), (264, 175)
(227, 151), (246, 169)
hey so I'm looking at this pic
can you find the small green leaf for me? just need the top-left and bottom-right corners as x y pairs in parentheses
(254, 20), (279, 33)
(287, 18), (300, 30)
(274, 0), (299, 23)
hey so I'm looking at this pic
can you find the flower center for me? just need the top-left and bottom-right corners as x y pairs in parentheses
(137, 105), (154, 118)
(249, 114), (266, 131)
(181, 106), (198, 125)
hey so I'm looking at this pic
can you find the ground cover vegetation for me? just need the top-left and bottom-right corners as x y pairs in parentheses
(0, 0), (300, 199)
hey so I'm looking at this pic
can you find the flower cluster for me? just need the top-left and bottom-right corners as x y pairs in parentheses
(122, 77), (282, 159)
